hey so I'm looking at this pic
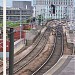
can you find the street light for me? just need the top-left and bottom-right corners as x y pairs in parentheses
(19, 5), (28, 39)
(19, 8), (22, 39)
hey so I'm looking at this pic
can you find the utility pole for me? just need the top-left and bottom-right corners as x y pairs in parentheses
(9, 28), (14, 75)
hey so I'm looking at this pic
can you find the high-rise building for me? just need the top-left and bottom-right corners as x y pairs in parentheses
(33, 0), (74, 20)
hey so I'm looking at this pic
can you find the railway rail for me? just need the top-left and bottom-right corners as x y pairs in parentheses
(14, 28), (44, 56)
(6, 27), (45, 65)
(5, 26), (51, 75)
(0, 22), (65, 75)
(0, 60), (3, 73)
(0, 60), (3, 66)
(31, 25), (64, 75)
(0, 21), (68, 75)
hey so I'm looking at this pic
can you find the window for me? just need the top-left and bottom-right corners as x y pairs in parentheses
(66, 2), (67, 5)
(47, 1), (48, 4)
(64, 2), (65, 5)
(56, 10), (57, 12)
(49, 6), (50, 8)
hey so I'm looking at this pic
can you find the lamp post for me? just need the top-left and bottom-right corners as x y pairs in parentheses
(20, 8), (22, 39)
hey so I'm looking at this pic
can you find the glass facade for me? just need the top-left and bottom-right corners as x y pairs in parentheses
(33, 0), (74, 19)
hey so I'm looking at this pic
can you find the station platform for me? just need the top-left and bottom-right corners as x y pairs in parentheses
(43, 55), (75, 75)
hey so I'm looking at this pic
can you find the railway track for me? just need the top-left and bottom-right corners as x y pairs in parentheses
(0, 63), (3, 68)
(31, 25), (64, 75)
(6, 28), (45, 66)
(0, 60), (3, 67)
(13, 27), (49, 63)
(14, 29), (43, 56)
(5, 26), (51, 75)
(0, 60), (3, 74)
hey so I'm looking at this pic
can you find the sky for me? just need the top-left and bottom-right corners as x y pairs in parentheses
(0, 0), (75, 7)
(0, 0), (32, 7)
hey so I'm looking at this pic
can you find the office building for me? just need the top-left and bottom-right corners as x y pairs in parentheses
(0, 1), (33, 21)
(33, 0), (74, 20)
(0, 7), (3, 21)
(12, 1), (32, 10)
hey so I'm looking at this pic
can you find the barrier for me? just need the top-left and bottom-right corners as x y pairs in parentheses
(14, 38), (26, 54)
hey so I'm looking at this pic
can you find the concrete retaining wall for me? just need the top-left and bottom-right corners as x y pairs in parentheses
(14, 39), (25, 54)
(26, 30), (41, 46)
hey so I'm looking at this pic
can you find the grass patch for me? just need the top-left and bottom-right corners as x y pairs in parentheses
(6, 21), (29, 27)
(0, 23), (2, 27)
